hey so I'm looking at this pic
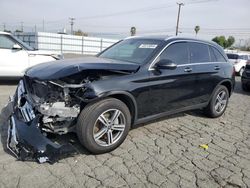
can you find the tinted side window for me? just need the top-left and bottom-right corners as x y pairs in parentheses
(160, 42), (189, 65)
(227, 53), (238, 59)
(189, 42), (210, 63)
(209, 47), (217, 62)
(241, 55), (248, 60)
(212, 47), (227, 62)
(0, 35), (15, 49)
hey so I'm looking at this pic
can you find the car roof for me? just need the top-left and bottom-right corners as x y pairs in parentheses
(125, 35), (170, 41)
(125, 35), (219, 47)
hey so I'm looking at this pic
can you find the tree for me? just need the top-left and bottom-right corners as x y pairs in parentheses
(15, 29), (23, 33)
(194, 25), (200, 36)
(212, 35), (235, 48)
(130, 27), (136, 36)
(4, 29), (11, 33)
(74, 29), (88, 36)
(227, 36), (235, 48)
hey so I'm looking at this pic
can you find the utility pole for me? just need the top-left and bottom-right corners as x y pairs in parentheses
(3, 23), (6, 31)
(69, 17), (75, 35)
(42, 19), (45, 32)
(239, 39), (244, 48)
(175, 2), (184, 36)
(21, 22), (24, 32)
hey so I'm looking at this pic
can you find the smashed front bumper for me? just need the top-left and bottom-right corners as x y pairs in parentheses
(6, 80), (75, 163)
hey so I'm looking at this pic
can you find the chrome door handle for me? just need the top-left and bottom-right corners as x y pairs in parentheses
(214, 66), (220, 70)
(184, 67), (192, 72)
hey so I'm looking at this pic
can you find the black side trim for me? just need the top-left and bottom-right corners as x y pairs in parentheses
(134, 102), (208, 126)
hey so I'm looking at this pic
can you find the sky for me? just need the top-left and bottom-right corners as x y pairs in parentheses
(0, 0), (250, 44)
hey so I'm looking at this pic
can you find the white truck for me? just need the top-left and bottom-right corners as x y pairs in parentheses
(0, 31), (63, 78)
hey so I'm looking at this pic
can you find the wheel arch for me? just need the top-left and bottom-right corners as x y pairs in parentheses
(94, 91), (138, 125)
(217, 79), (233, 97)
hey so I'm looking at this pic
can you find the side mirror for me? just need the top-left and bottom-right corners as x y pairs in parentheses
(12, 44), (22, 50)
(155, 59), (177, 70)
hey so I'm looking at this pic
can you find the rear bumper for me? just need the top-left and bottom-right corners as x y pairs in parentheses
(6, 81), (75, 163)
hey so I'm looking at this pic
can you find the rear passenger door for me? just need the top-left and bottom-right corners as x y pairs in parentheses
(190, 42), (226, 103)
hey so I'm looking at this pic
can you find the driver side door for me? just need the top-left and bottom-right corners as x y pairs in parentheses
(0, 34), (29, 77)
(146, 42), (198, 116)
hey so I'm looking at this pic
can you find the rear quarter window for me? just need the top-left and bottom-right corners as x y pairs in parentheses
(211, 47), (227, 62)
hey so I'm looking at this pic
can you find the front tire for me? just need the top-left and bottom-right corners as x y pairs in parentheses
(76, 98), (131, 154)
(204, 85), (229, 118)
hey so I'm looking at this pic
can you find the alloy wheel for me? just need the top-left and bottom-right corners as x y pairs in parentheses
(214, 90), (227, 113)
(93, 109), (126, 147)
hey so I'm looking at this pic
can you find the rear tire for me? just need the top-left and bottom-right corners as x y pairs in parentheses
(76, 98), (131, 154)
(204, 85), (229, 118)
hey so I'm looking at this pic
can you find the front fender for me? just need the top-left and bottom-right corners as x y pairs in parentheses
(81, 88), (138, 124)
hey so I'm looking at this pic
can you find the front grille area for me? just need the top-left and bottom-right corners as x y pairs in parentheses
(19, 100), (35, 122)
(17, 79), (36, 122)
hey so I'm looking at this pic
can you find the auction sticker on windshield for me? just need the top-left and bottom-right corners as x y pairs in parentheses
(139, 44), (158, 49)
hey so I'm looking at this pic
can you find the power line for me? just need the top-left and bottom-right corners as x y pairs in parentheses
(6, 0), (216, 26)
(70, 0), (216, 21)
(180, 27), (250, 31)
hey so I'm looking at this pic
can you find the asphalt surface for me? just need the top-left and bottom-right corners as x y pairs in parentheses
(0, 77), (250, 188)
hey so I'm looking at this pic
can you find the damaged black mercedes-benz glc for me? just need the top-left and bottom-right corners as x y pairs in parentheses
(6, 36), (235, 163)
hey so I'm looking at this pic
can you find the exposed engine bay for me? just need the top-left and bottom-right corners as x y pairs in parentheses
(6, 69), (127, 163)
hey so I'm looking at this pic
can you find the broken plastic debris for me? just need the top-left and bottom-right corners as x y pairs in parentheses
(199, 144), (209, 150)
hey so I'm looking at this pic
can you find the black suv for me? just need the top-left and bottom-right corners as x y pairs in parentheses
(6, 36), (235, 163)
(241, 60), (250, 91)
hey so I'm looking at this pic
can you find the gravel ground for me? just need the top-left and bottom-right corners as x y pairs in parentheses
(0, 77), (249, 188)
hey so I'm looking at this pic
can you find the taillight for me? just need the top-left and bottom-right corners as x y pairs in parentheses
(232, 66), (236, 76)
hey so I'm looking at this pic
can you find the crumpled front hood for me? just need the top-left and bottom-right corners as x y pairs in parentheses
(25, 57), (140, 80)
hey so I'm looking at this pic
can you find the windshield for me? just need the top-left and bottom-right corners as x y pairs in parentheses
(10, 35), (35, 51)
(99, 39), (163, 64)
